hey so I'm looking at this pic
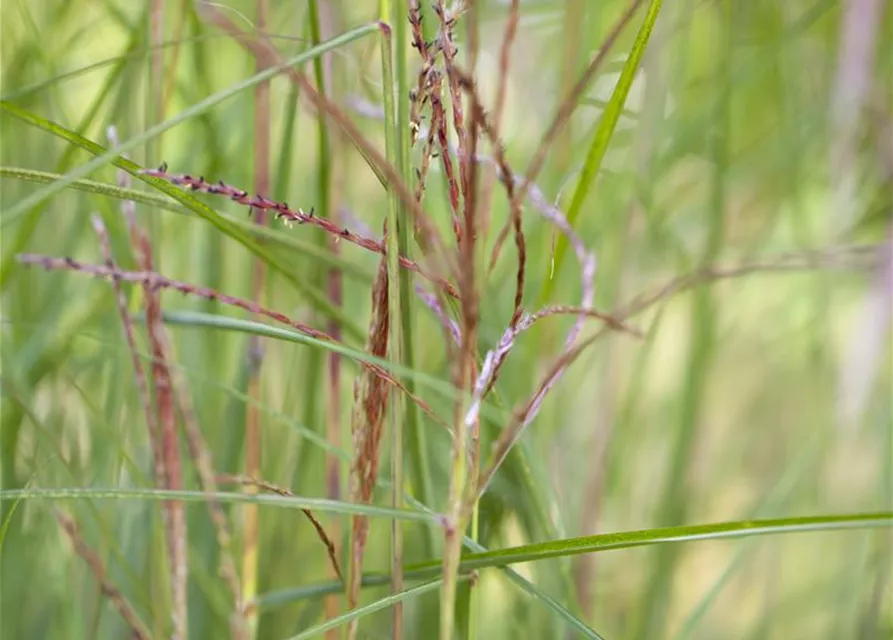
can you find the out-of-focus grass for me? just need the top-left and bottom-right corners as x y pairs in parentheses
(1, 1), (891, 639)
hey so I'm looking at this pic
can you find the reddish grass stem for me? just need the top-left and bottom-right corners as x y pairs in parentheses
(92, 216), (245, 633)
(216, 474), (343, 585)
(106, 128), (186, 637)
(141, 166), (459, 298)
(56, 511), (152, 640)
(347, 257), (391, 637)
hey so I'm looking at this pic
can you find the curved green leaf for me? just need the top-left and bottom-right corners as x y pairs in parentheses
(252, 512), (892, 605)
(448, 512), (893, 572)
(545, 0), (664, 299)
(157, 309), (509, 426)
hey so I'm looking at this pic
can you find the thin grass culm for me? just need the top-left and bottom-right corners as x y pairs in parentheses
(4, 2), (892, 640)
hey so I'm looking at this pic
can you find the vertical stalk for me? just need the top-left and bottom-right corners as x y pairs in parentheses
(243, 2), (270, 638)
(636, 3), (729, 638)
(536, 0), (585, 361)
(146, 4), (183, 634)
(443, 2), (482, 635)
(441, 365), (470, 640)
(574, 5), (668, 621)
(403, 0), (437, 560)
(306, 4), (342, 637)
(544, 0), (662, 300)
(378, 10), (405, 638)
(393, 0), (434, 595)
(159, 0), (188, 118)
(555, 0), (585, 181)
(464, 9), (482, 640)
(147, 0), (165, 260)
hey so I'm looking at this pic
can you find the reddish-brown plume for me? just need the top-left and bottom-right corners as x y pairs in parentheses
(346, 255), (391, 619)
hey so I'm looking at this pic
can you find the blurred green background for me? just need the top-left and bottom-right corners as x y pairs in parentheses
(1, 1), (891, 639)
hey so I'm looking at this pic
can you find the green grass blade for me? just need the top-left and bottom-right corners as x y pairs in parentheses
(0, 22), (136, 287)
(544, 0), (664, 301)
(637, 3), (729, 636)
(254, 576), (394, 611)
(0, 498), (23, 554)
(419, 513), (893, 573)
(0, 102), (365, 338)
(0, 465), (45, 552)
(456, 534), (605, 640)
(0, 488), (439, 522)
(378, 11), (408, 635)
(257, 488), (606, 638)
(0, 35), (238, 102)
(156, 310), (508, 426)
(0, 289), (108, 511)
(249, 513), (893, 610)
(389, 0), (435, 560)
(156, 310), (448, 398)
(0, 22), (379, 225)
(673, 433), (827, 639)
(0, 166), (372, 282)
(0, 316), (358, 468)
(284, 578), (459, 640)
(2, 166), (178, 209)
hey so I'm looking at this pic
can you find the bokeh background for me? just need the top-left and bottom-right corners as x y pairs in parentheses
(1, 1), (891, 639)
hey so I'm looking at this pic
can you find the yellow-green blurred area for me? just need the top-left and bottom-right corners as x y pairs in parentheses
(1, 1), (890, 639)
